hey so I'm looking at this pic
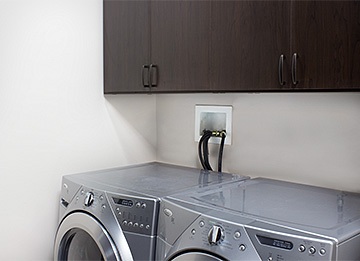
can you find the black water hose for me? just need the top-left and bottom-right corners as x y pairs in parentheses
(218, 132), (226, 172)
(198, 134), (206, 169)
(198, 130), (211, 169)
(203, 132), (213, 171)
(198, 130), (226, 172)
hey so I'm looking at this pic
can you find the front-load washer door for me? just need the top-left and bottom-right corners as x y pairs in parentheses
(54, 212), (133, 261)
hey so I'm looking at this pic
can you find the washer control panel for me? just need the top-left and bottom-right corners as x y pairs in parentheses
(68, 187), (113, 223)
(75, 187), (107, 211)
(70, 187), (157, 236)
(107, 192), (157, 236)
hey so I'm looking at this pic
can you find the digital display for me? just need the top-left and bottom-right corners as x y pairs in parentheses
(257, 235), (293, 250)
(113, 198), (133, 207)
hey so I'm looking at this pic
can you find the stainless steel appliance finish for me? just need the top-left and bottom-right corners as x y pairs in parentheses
(54, 162), (244, 261)
(157, 178), (360, 260)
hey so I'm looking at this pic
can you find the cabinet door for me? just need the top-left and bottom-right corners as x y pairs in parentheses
(292, 1), (360, 90)
(104, 1), (150, 94)
(210, 1), (291, 91)
(150, 1), (211, 92)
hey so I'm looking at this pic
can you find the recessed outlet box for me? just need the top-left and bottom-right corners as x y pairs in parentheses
(195, 105), (232, 145)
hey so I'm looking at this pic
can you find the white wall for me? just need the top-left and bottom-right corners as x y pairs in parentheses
(156, 93), (360, 193)
(0, 1), (156, 260)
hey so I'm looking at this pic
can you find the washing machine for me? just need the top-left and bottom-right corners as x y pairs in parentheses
(157, 178), (360, 260)
(54, 162), (246, 261)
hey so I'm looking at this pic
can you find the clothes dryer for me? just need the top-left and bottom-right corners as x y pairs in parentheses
(54, 162), (245, 261)
(157, 178), (360, 260)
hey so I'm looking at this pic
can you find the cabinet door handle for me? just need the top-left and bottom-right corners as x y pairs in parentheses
(142, 65), (150, 88)
(278, 54), (285, 86)
(149, 64), (158, 88)
(291, 53), (299, 85)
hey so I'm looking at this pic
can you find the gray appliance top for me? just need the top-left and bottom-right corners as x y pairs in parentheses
(169, 178), (360, 242)
(65, 162), (244, 198)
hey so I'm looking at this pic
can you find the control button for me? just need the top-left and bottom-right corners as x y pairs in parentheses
(267, 257), (273, 261)
(141, 203), (147, 209)
(84, 192), (94, 207)
(63, 183), (68, 190)
(234, 231), (241, 239)
(140, 224), (144, 229)
(116, 207), (122, 216)
(122, 220), (128, 226)
(309, 246), (316, 255)
(128, 222), (133, 227)
(101, 204), (106, 209)
(319, 248), (326, 256)
(135, 202), (141, 208)
(208, 225), (224, 245)
(239, 244), (246, 251)
(81, 190), (85, 195)
(191, 229), (196, 235)
(99, 195), (104, 200)
(298, 245), (306, 252)
(145, 225), (150, 230)
(199, 220), (205, 227)
(163, 208), (173, 217)
(133, 223), (139, 228)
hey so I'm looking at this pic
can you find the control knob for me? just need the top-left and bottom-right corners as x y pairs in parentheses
(208, 225), (224, 245)
(84, 192), (94, 207)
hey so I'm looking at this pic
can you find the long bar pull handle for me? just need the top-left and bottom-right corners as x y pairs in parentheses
(142, 65), (150, 88)
(278, 54), (285, 86)
(149, 64), (158, 88)
(291, 53), (299, 85)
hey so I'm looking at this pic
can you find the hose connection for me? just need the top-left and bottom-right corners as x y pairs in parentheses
(199, 129), (227, 172)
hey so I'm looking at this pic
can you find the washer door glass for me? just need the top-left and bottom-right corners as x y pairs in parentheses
(60, 228), (104, 260)
(55, 212), (133, 261)
(171, 252), (224, 261)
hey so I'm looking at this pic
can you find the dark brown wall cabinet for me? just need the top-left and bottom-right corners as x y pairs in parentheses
(104, 0), (210, 94)
(104, 1), (150, 93)
(210, 1), (290, 92)
(104, 1), (360, 94)
(292, 1), (360, 90)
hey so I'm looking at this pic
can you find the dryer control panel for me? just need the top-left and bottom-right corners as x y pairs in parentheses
(160, 209), (337, 261)
(160, 213), (262, 260)
(245, 226), (335, 261)
(191, 216), (261, 260)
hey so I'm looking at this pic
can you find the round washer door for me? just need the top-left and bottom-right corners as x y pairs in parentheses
(54, 212), (133, 261)
(171, 252), (223, 261)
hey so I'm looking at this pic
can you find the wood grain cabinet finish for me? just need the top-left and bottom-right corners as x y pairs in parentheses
(212, 0), (360, 91)
(291, 1), (360, 90)
(104, 1), (150, 94)
(210, 1), (291, 91)
(103, 0), (360, 93)
(151, 1), (211, 92)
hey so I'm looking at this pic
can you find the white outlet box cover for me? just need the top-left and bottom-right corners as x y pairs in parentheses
(195, 105), (232, 145)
